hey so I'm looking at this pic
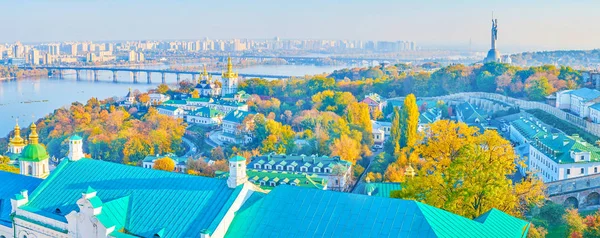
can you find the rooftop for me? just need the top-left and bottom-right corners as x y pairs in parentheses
(567, 88), (600, 102)
(0, 172), (42, 228)
(225, 185), (530, 238)
(22, 159), (243, 237)
(352, 182), (402, 197)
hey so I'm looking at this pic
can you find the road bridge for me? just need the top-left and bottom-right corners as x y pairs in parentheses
(18, 66), (294, 83)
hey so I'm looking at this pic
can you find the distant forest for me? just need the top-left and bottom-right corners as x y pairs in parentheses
(510, 50), (600, 68)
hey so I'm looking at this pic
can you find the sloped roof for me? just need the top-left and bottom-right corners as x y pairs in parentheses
(352, 182), (401, 197)
(157, 105), (181, 112)
(191, 107), (223, 118)
(568, 88), (600, 102)
(22, 159), (241, 237)
(0, 172), (42, 228)
(458, 102), (487, 123)
(510, 118), (549, 140)
(534, 133), (600, 163)
(162, 99), (187, 105)
(225, 186), (530, 238)
(223, 110), (251, 124)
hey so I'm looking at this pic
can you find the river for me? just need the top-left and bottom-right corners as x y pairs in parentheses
(0, 64), (348, 136)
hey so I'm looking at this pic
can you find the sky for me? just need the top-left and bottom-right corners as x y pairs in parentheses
(1, 0), (599, 52)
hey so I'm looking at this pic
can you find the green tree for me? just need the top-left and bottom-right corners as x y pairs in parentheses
(525, 76), (554, 101)
(401, 94), (420, 148)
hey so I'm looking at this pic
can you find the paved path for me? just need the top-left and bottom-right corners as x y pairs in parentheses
(181, 136), (197, 157)
(206, 130), (224, 147)
(350, 150), (382, 192)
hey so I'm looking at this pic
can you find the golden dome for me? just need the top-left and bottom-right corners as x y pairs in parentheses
(9, 121), (26, 147)
(222, 56), (238, 79)
(28, 122), (39, 145)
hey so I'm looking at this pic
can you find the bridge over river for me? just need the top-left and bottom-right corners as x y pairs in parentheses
(18, 66), (294, 84)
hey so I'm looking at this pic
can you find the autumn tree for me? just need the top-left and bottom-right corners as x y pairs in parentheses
(153, 157), (175, 171)
(525, 75), (554, 101)
(191, 89), (200, 98)
(211, 146), (226, 161)
(157, 84), (170, 94)
(401, 94), (420, 148)
(564, 208), (586, 237)
(393, 120), (545, 218)
(330, 134), (361, 165)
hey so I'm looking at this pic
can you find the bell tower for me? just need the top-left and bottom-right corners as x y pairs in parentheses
(227, 155), (247, 188)
(68, 135), (85, 161)
(221, 57), (239, 95)
(8, 120), (26, 154)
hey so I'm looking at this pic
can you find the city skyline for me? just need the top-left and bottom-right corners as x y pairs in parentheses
(2, 0), (599, 52)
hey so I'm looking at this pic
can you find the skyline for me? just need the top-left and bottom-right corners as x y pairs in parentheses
(1, 0), (600, 52)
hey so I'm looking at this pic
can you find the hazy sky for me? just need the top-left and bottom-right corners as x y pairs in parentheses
(1, 0), (599, 51)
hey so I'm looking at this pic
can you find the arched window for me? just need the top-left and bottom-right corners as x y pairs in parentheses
(28, 165), (33, 175)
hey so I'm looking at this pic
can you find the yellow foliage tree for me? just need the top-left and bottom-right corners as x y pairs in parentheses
(330, 134), (361, 165)
(153, 157), (176, 171)
(394, 120), (545, 218)
(191, 89), (200, 98)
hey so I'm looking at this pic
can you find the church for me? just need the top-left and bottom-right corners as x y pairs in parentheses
(0, 125), (532, 237)
(194, 57), (239, 98)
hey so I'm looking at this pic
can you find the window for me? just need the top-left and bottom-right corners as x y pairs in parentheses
(567, 169), (571, 175)
(582, 168), (585, 174)
(254, 164), (261, 169)
(581, 156), (585, 161)
(596, 167), (598, 173)
(313, 167), (321, 173)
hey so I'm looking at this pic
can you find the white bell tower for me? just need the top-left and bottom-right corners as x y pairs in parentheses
(68, 135), (84, 161)
(227, 155), (247, 188)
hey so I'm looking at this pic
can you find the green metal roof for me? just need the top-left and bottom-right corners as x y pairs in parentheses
(225, 185), (530, 238)
(192, 107), (223, 118)
(157, 105), (181, 112)
(510, 118), (548, 140)
(230, 155), (246, 162)
(70, 135), (83, 141)
(352, 182), (402, 198)
(163, 99), (187, 105)
(23, 159), (240, 237)
(223, 110), (251, 124)
(20, 143), (50, 162)
(0, 172), (42, 228)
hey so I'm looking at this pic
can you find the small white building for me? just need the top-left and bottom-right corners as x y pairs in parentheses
(556, 88), (600, 119)
(220, 110), (253, 144)
(149, 93), (170, 105)
(510, 116), (600, 182)
(371, 120), (391, 148)
(142, 153), (189, 172)
(157, 105), (185, 119)
(186, 107), (224, 126)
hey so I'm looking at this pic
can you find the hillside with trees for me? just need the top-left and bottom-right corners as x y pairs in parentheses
(510, 50), (600, 68)
(29, 97), (186, 164)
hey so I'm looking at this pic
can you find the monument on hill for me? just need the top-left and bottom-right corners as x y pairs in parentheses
(484, 18), (502, 63)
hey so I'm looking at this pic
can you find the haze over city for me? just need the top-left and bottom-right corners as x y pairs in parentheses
(4, 1), (600, 237)
(2, 0), (599, 51)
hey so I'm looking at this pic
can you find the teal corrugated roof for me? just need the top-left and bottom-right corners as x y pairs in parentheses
(352, 182), (402, 197)
(0, 172), (42, 228)
(225, 186), (530, 238)
(223, 110), (251, 123)
(157, 105), (180, 111)
(24, 159), (238, 237)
